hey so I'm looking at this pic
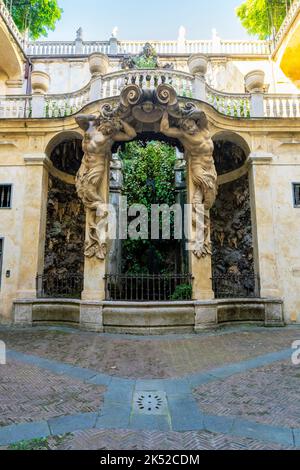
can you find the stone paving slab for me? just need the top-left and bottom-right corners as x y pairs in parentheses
(0, 421), (51, 447)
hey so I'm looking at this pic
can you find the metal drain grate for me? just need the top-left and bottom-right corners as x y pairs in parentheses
(133, 391), (168, 416)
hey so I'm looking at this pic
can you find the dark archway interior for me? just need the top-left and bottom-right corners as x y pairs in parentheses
(213, 139), (248, 175)
(50, 139), (83, 176)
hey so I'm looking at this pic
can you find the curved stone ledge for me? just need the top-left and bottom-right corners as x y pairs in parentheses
(13, 298), (285, 334)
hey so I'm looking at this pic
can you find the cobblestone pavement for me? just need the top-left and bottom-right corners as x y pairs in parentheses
(194, 360), (300, 429)
(0, 326), (299, 379)
(0, 325), (299, 450)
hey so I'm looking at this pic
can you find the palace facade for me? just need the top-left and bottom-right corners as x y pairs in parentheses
(1, 0), (300, 333)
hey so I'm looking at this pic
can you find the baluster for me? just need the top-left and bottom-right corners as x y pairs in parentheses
(273, 98), (278, 118)
(286, 98), (291, 118)
(279, 98), (284, 117)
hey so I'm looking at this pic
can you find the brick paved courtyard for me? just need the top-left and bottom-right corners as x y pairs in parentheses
(0, 325), (299, 450)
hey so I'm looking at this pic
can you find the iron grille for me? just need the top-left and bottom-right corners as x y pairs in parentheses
(0, 185), (12, 208)
(36, 273), (83, 299)
(293, 183), (300, 208)
(213, 274), (260, 299)
(105, 273), (193, 301)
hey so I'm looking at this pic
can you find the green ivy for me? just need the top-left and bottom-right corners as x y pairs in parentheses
(120, 141), (179, 274)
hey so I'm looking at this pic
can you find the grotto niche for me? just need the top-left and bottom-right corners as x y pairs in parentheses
(43, 139), (85, 297)
(211, 139), (257, 298)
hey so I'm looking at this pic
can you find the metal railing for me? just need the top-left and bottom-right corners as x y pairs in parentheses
(36, 273), (83, 299)
(105, 273), (193, 301)
(212, 274), (259, 299)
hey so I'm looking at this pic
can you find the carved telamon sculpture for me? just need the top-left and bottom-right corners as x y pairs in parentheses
(75, 114), (136, 259)
(160, 110), (218, 258)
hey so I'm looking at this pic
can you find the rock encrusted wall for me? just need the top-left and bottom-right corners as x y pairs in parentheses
(44, 175), (85, 279)
(211, 174), (256, 297)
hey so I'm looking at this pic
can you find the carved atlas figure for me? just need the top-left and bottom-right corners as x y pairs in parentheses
(76, 114), (136, 259)
(160, 110), (218, 257)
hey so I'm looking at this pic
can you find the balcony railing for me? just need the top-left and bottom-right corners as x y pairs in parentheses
(1, 71), (300, 119)
(274, 0), (300, 51)
(101, 69), (195, 100)
(264, 94), (300, 118)
(0, 0), (26, 51)
(44, 83), (90, 118)
(0, 95), (31, 118)
(26, 39), (272, 57)
(206, 85), (251, 118)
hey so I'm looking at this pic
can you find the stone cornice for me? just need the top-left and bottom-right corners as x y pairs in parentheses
(247, 152), (274, 166)
(23, 154), (52, 170)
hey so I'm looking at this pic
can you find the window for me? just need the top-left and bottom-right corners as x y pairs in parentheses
(0, 185), (12, 208)
(0, 239), (3, 289)
(293, 183), (300, 208)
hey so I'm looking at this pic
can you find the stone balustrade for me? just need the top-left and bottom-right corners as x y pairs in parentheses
(101, 69), (195, 99)
(264, 94), (300, 118)
(26, 39), (271, 57)
(0, 95), (32, 118)
(1, 71), (300, 119)
(274, 0), (300, 51)
(206, 85), (251, 118)
(0, 0), (26, 51)
(44, 84), (91, 118)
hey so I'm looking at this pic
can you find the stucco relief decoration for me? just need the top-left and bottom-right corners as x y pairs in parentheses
(76, 83), (217, 260)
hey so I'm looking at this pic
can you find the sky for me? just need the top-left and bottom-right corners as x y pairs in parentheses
(44, 0), (251, 42)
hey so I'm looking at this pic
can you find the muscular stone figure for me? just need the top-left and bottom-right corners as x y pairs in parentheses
(76, 115), (137, 259)
(160, 111), (217, 257)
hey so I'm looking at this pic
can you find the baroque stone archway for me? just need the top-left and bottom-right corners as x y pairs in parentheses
(75, 84), (218, 325)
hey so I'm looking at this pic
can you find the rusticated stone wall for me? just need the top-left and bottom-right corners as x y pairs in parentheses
(211, 174), (255, 296)
(44, 175), (85, 278)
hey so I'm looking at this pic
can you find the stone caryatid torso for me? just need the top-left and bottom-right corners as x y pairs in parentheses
(76, 115), (136, 259)
(160, 111), (218, 257)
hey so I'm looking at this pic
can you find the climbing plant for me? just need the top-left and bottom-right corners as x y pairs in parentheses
(120, 141), (181, 274)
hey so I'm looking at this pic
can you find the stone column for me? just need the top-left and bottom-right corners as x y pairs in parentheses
(248, 152), (281, 299)
(186, 158), (215, 301)
(14, 154), (49, 324)
(79, 159), (110, 333)
(81, 158), (110, 302)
